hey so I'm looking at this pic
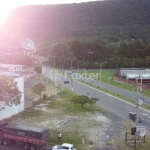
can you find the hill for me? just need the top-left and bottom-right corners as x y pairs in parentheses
(1, 0), (150, 45)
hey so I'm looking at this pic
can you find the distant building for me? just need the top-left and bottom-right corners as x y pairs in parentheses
(0, 72), (24, 120)
(119, 68), (150, 84)
(0, 64), (34, 82)
(119, 68), (150, 79)
(0, 64), (24, 72)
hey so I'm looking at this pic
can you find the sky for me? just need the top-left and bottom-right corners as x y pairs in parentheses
(0, 0), (98, 24)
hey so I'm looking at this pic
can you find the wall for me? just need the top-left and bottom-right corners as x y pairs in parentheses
(0, 76), (24, 120)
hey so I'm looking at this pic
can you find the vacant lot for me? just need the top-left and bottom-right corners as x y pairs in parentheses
(5, 78), (150, 150)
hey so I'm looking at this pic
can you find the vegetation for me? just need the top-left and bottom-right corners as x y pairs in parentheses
(0, 1), (150, 69)
(0, 75), (21, 106)
(84, 69), (150, 97)
(34, 65), (42, 76)
(32, 82), (46, 99)
(71, 95), (98, 108)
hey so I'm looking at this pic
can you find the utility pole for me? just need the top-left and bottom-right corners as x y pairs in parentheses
(136, 99), (144, 126)
(77, 60), (79, 73)
(68, 58), (75, 91)
(84, 58), (85, 71)
(95, 62), (107, 89)
(136, 101), (139, 126)
(50, 56), (58, 85)
(140, 74), (143, 92)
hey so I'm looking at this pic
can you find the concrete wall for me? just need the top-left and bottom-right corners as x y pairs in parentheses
(0, 76), (24, 120)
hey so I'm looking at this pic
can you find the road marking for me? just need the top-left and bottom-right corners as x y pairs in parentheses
(127, 109), (131, 111)
(141, 113), (149, 116)
(75, 80), (150, 113)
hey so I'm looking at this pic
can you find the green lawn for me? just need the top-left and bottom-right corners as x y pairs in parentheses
(80, 69), (150, 98)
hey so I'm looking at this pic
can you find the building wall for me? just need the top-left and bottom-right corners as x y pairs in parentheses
(0, 76), (24, 120)
(0, 66), (24, 72)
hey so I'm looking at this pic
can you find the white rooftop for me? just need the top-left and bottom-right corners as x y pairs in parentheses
(0, 72), (21, 77)
(0, 64), (24, 67)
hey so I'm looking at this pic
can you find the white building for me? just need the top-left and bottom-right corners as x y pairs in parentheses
(0, 72), (24, 120)
(0, 64), (24, 72)
(0, 64), (34, 82)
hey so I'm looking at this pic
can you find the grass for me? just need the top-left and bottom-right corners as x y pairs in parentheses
(47, 89), (101, 114)
(15, 82), (102, 150)
(24, 78), (59, 101)
(80, 69), (150, 97)
(6, 74), (150, 150)
(49, 129), (86, 149)
(42, 89), (101, 149)
(79, 80), (150, 112)
(115, 120), (150, 150)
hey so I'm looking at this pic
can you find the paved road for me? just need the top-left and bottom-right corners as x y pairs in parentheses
(43, 67), (150, 133)
(81, 77), (150, 105)
(2, 67), (149, 150)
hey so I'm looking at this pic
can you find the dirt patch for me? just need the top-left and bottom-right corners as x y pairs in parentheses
(24, 79), (58, 101)
(22, 78), (124, 150)
(12, 100), (123, 150)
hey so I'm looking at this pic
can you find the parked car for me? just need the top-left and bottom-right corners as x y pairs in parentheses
(129, 112), (143, 122)
(52, 143), (76, 150)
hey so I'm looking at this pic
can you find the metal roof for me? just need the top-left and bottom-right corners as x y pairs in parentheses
(3, 123), (48, 133)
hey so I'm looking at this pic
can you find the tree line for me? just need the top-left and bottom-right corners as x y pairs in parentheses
(38, 39), (150, 69)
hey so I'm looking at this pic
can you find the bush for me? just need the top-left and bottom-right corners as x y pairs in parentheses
(43, 94), (49, 100)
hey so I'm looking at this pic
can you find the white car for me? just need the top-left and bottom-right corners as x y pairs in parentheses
(52, 143), (76, 150)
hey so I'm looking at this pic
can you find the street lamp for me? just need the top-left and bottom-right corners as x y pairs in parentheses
(139, 73), (143, 92)
(68, 58), (76, 91)
(77, 59), (80, 73)
(50, 56), (58, 70)
(87, 51), (93, 69)
(83, 58), (86, 71)
(50, 56), (58, 83)
(95, 62), (107, 89)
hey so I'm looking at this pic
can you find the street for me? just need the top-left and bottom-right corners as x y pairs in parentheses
(44, 67), (150, 133)
(82, 77), (150, 105)
(1, 67), (150, 150)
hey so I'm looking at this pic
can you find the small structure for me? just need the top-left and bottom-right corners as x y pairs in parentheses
(0, 64), (24, 72)
(118, 68), (150, 84)
(0, 63), (34, 82)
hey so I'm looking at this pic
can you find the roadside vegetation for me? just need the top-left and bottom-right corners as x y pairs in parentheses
(81, 69), (150, 98)
(4, 75), (150, 150)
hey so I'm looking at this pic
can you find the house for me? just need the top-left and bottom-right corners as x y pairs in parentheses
(0, 63), (34, 82)
(0, 72), (24, 120)
(0, 64), (24, 72)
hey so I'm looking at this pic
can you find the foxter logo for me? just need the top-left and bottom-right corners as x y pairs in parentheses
(49, 69), (62, 81)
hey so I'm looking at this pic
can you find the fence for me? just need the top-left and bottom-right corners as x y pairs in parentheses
(114, 76), (150, 91)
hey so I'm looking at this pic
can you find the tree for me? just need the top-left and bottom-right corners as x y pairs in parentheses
(71, 95), (98, 108)
(0, 75), (22, 106)
(32, 82), (46, 99)
(34, 65), (42, 76)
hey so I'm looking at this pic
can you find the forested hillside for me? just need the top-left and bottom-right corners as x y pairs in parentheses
(1, 0), (150, 41)
(0, 0), (150, 68)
